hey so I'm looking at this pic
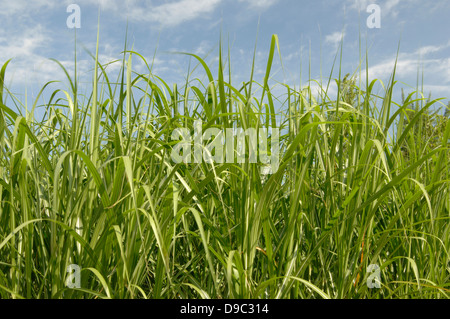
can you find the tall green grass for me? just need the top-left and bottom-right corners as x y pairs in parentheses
(0, 32), (449, 299)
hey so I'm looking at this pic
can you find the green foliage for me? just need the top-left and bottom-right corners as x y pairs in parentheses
(0, 33), (449, 299)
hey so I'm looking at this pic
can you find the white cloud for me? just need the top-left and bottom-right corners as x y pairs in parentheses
(73, 0), (276, 27)
(0, 0), (224, 88)
(299, 80), (339, 101)
(346, 0), (417, 17)
(0, 24), (94, 87)
(415, 46), (441, 56)
(385, 0), (400, 11)
(415, 43), (450, 56)
(141, 0), (221, 27)
(361, 50), (450, 99)
(239, 0), (278, 9)
(363, 58), (417, 80)
(81, 0), (221, 28)
(0, 0), (56, 16)
(422, 84), (450, 96)
(0, 27), (48, 59)
(194, 40), (213, 55)
(0, 25), (51, 85)
(65, 0), (222, 28)
(347, 0), (372, 11)
(325, 31), (345, 47)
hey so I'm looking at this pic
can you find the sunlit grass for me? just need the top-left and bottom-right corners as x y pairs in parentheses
(0, 31), (449, 299)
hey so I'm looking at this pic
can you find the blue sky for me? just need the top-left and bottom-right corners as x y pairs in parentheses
(1, 0), (450, 111)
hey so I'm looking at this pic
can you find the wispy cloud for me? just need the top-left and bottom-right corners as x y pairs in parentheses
(346, 0), (417, 17)
(0, 0), (56, 16)
(385, 0), (401, 11)
(364, 58), (418, 80)
(77, 0), (223, 28)
(302, 80), (339, 100)
(415, 42), (450, 56)
(194, 40), (213, 55)
(239, 0), (279, 9)
(325, 31), (345, 47)
(0, 26), (49, 59)
(346, 0), (372, 11)
(361, 46), (450, 98)
(0, 25), (52, 85)
(139, 0), (221, 27)
(0, 23), (93, 87)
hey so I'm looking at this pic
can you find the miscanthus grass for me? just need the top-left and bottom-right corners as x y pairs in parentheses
(0, 32), (449, 299)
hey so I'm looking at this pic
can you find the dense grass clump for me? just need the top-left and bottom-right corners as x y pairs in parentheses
(0, 34), (449, 299)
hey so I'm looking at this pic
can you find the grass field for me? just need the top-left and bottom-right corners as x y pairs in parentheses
(0, 33), (449, 299)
